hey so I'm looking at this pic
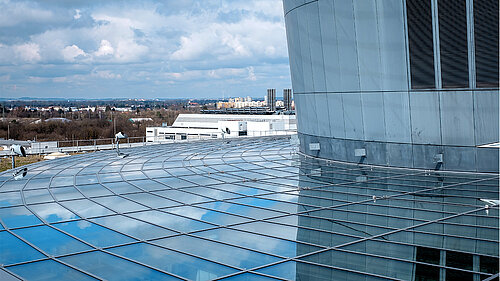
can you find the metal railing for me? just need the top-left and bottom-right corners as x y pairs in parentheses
(0, 130), (298, 156)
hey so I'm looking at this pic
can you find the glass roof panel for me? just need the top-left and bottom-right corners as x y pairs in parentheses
(128, 210), (215, 233)
(54, 220), (135, 248)
(0, 231), (45, 265)
(90, 215), (176, 240)
(195, 228), (321, 258)
(0, 206), (43, 228)
(13, 225), (92, 256)
(109, 243), (237, 280)
(29, 203), (79, 223)
(155, 235), (281, 269)
(60, 251), (175, 281)
(0, 191), (22, 208)
(0, 137), (497, 280)
(7, 259), (96, 281)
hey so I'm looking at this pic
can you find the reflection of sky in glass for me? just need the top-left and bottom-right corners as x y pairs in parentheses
(0, 206), (42, 228)
(29, 203), (79, 223)
(54, 220), (135, 248)
(13, 225), (92, 256)
(110, 243), (236, 280)
(0, 137), (497, 280)
(60, 251), (174, 281)
(9, 259), (94, 281)
(0, 231), (44, 264)
(156, 235), (281, 269)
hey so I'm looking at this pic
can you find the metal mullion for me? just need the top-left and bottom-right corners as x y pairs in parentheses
(177, 183), (255, 201)
(164, 204), (260, 222)
(187, 227), (327, 255)
(369, 236), (499, 260)
(171, 232), (291, 260)
(19, 160), (108, 248)
(215, 269), (290, 281)
(0, 218), (101, 280)
(26, 157), (154, 279)
(94, 248), (191, 281)
(291, 204), (499, 232)
(220, 255), (404, 281)
(285, 185), (497, 213)
(287, 176), (498, 217)
(96, 156), (224, 232)
(298, 151), (499, 178)
(135, 239), (251, 272)
(230, 205), (493, 281)
(48, 156), (168, 240)
(287, 211), (498, 245)
(206, 177), (497, 243)
(0, 267), (23, 281)
(316, 246), (495, 277)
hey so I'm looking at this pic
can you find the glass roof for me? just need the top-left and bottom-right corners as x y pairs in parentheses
(0, 136), (498, 281)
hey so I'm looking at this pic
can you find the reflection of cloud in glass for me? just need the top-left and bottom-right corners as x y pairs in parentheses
(30, 203), (77, 222)
(77, 220), (91, 229)
(0, 191), (22, 207)
(168, 206), (209, 221)
(90, 215), (174, 240)
(199, 227), (292, 257)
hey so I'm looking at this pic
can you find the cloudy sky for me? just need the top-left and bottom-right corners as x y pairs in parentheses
(0, 0), (291, 99)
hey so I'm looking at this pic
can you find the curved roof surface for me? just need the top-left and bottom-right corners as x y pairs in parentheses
(0, 136), (498, 280)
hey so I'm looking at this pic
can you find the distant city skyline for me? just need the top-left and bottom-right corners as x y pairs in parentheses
(0, 0), (291, 99)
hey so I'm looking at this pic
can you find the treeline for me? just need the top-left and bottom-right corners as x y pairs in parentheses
(0, 108), (198, 141)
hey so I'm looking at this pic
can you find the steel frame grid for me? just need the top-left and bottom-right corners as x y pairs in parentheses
(0, 136), (498, 281)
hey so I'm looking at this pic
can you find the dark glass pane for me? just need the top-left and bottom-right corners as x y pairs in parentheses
(480, 256), (499, 275)
(415, 264), (440, 281)
(416, 246), (441, 264)
(407, 0), (436, 89)
(446, 250), (473, 270)
(439, 0), (469, 88)
(446, 269), (473, 281)
(474, 0), (499, 87)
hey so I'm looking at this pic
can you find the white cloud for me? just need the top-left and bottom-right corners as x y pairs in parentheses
(94, 39), (114, 57)
(92, 70), (121, 79)
(163, 67), (249, 81)
(14, 43), (41, 63)
(0, 0), (292, 98)
(74, 9), (81, 20)
(170, 15), (286, 62)
(247, 66), (256, 81)
(62, 44), (87, 62)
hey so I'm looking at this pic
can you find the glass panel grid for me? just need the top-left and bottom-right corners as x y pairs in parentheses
(0, 136), (497, 280)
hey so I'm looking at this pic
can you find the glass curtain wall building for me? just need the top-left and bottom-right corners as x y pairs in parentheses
(282, 0), (499, 172)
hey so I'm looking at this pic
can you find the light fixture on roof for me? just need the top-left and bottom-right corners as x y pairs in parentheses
(13, 167), (28, 180)
(221, 127), (230, 139)
(10, 144), (28, 179)
(115, 132), (128, 158)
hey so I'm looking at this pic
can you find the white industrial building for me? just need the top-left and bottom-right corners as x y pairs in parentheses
(146, 114), (296, 142)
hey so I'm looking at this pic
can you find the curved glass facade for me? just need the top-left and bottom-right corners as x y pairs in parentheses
(0, 137), (498, 280)
(283, 0), (499, 172)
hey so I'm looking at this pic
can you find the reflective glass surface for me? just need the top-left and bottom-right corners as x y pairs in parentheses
(0, 137), (497, 280)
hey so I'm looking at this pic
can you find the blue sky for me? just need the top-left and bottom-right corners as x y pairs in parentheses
(0, 0), (291, 99)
